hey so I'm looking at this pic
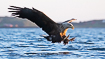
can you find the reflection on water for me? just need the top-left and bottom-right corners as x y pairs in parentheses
(0, 28), (105, 59)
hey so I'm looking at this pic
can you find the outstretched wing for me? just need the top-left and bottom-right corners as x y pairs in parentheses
(8, 6), (58, 35)
(63, 18), (76, 23)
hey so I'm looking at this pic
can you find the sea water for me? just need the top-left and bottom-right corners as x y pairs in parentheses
(0, 28), (105, 59)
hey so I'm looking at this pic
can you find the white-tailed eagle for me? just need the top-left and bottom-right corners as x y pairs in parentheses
(8, 6), (76, 45)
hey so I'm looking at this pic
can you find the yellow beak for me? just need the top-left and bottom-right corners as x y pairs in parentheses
(69, 23), (74, 29)
(72, 26), (74, 29)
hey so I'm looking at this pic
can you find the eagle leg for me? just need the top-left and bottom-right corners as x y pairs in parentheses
(63, 35), (75, 45)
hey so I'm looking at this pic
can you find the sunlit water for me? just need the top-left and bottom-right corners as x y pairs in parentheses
(0, 28), (105, 59)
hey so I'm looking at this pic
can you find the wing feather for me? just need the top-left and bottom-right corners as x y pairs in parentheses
(63, 18), (76, 23)
(8, 6), (58, 35)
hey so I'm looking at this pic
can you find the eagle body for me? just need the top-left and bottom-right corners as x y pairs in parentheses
(8, 6), (76, 44)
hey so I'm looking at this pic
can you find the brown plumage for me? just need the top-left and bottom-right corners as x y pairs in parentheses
(8, 6), (76, 44)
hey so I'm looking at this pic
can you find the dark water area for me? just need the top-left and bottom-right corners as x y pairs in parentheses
(0, 28), (105, 59)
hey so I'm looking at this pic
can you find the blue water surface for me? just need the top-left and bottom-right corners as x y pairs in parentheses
(0, 28), (105, 59)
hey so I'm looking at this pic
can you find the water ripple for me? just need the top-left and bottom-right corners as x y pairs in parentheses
(0, 28), (105, 59)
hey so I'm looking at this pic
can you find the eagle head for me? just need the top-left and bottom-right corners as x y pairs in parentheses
(62, 22), (74, 29)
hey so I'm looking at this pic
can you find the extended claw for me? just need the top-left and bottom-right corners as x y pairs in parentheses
(63, 34), (70, 40)
(69, 37), (75, 42)
(63, 37), (75, 45)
